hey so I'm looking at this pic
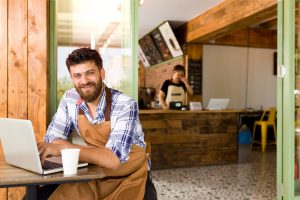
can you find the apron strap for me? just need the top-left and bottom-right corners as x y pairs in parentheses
(104, 87), (111, 121)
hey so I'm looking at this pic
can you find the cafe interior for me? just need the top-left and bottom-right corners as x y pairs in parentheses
(2, 0), (299, 199)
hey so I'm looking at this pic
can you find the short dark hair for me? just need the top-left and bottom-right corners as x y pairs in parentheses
(66, 48), (103, 71)
(173, 65), (185, 74)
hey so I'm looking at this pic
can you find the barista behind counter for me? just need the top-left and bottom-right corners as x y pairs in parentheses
(158, 65), (193, 110)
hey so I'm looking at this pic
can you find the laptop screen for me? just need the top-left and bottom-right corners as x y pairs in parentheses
(207, 98), (230, 110)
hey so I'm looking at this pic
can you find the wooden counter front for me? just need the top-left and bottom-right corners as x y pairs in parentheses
(139, 109), (241, 169)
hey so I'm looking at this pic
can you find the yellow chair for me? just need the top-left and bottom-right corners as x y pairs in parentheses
(252, 108), (277, 152)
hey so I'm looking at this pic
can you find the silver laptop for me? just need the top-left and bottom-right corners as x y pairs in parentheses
(0, 118), (88, 174)
(207, 98), (230, 110)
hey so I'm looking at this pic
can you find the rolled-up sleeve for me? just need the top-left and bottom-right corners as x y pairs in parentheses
(105, 100), (138, 164)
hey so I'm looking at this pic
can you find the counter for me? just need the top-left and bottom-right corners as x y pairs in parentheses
(139, 109), (242, 169)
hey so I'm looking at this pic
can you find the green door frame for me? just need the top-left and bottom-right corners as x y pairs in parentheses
(277, 0), (283, 199)
(49, 0), (58, 123)
(131, 0), (138, 101)
(279, 0), (298, 199)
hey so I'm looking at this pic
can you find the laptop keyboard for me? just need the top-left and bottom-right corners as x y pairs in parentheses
(42, 160), (63, 170)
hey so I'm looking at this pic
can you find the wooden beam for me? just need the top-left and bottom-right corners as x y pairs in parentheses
(207, 27), (277, 48)
(175, 0), (277, 43)
(259, 18), (277, 29)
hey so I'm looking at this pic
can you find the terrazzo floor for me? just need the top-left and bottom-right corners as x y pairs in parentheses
(151, 147), (276, 200)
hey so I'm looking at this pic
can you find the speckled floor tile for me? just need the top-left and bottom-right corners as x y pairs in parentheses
(151, 147), (276, 200)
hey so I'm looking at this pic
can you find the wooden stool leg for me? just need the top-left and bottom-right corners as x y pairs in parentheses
(252, 123), (257, 150)
(252, 124), (257, 141)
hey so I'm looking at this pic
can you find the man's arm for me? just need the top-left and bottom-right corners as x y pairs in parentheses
(158, 91), (168, 110)
(44, 91), (74, 143)
(38, 139), (121, 170)
(40, 96), (140, 170)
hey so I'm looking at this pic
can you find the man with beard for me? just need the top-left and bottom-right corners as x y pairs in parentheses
(37, 48), (157, 200)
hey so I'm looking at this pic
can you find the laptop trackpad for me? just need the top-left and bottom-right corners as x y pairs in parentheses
(43, 157), (63, 170)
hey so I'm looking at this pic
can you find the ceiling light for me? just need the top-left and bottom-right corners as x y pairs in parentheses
(139, 0), (144, 5)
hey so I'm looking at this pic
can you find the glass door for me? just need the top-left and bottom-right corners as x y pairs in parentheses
(49, 0), (138, 118)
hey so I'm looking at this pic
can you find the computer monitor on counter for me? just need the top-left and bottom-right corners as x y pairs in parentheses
(207, 98), (230, 110)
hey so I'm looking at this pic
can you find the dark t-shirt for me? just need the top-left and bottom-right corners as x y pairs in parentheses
(160, 79), (186, 100)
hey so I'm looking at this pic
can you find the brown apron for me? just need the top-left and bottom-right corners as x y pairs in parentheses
(49, 88), (148, 200)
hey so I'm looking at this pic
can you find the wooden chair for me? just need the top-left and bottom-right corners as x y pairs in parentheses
(252, 107), (277, 152)
(145, 141), (151, 160)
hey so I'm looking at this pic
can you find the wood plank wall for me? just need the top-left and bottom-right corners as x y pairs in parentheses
(0, 0), (8, 199)
(140, 112), (239, 169)
(0, 0), (48, 199)
(28, 0), (48, 143)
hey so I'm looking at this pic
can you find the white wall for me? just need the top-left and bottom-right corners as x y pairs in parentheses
(203, 45), (276, 110)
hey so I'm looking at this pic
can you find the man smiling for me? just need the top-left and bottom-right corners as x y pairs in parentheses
(38, 48), (156, 200)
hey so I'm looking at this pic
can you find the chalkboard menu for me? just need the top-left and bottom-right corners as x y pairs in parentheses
(138, 21), (183, 67)
(188, 59), (202, 95)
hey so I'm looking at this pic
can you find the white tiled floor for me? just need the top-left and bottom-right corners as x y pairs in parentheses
(151, 147), (276, 200)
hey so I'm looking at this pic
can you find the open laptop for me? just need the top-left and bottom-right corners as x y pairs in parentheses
(207, 98), (230, 110)
(0, 118), (88, 174)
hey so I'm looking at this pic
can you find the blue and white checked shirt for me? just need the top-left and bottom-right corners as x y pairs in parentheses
(44, 85), (146, 164)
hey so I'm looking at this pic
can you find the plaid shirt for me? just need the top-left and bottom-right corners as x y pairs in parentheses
(45, 85), (146, 164)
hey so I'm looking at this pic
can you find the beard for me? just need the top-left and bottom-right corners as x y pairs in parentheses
(75, 78), (103, 103)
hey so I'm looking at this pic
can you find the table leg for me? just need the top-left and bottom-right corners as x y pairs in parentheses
(24, 185), (38, 200)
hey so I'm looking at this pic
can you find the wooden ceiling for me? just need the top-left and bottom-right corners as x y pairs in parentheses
(175, 0), (277, 48)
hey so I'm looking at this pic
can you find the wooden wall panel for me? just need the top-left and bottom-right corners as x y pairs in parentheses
(28, 0), (48, 142)
(0, 0), (8, 155)
(0, 0), (8, 119)
(184, 43), (203, 60)
(0, 0), (8, 198)
(0, 0), (48, 199)
(8, 0), (28, 119)
(140, 111), (239, 169)
(8, 0), (27, 199)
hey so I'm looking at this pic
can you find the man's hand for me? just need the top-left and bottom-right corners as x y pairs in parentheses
(180, 77), (194, 95)
(180, 77), (187, 84)
(38, 142), (70, 165)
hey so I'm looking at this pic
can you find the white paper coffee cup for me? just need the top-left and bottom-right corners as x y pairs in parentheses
(61, 148), (80, 175)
